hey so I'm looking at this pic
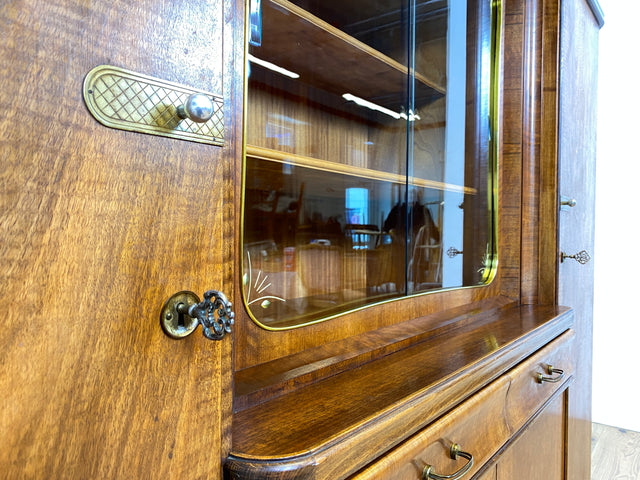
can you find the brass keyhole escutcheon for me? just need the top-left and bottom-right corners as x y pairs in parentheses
(160, 289), (234, 341)
(160, 291), (200, 339)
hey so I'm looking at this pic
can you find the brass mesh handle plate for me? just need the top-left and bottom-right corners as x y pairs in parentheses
(83, 65), (224, 146)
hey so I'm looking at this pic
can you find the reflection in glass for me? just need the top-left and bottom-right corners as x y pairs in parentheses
(243, 0), (498, 328)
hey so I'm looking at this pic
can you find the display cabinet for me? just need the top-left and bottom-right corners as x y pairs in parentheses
(0, 0), (601, 478)
(241, 0), (497, 330)
(227, 0), (602, 478)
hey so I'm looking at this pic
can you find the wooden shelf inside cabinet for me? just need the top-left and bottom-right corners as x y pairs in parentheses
(246, 145), (477, 195)
(252, 0), (445, 108)
(226, 302), (574, 480)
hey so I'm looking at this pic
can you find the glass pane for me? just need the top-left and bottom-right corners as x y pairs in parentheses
(243, 0), (497, 329)
(409, 0), (496, 294)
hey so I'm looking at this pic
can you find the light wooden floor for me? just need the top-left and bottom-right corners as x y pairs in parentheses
(592, 422), (640, 479)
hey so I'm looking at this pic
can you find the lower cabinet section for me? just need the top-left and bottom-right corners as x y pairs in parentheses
(493, 393), (566, 479)
(227, 306), (575, 479)
(350, 330), (574, 480)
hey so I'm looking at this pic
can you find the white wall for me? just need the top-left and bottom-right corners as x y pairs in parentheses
(592, 0), (640, 431)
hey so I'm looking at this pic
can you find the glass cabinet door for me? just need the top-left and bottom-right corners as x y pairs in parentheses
(242, 0), (498, 329)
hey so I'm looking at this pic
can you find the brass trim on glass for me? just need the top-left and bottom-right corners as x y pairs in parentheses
(83, 65), (224, 145)
(240, 0), (503, 330)
(422, 443), (474, 480)
(483, 0), (503, 286)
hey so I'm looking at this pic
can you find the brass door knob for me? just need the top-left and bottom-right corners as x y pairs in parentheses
(177, 93), (215, 123)
(560, 195), (577, 210)
(161, 289), (234, 340)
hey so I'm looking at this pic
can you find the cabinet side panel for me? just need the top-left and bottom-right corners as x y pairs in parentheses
(558, 0), (600, 479)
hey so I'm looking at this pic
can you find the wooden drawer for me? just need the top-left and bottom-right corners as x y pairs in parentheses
(350, 330), (575, 480)
(503, 329), (575, 432)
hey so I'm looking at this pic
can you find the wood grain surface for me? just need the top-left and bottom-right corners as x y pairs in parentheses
(519, 0), (543, 305)
(496, 392), (566, 479)
(1, 0), (601, 477)
(476, 465), (498, 480)
(229, 0), (599, 477)
(0, 0), (244, 477)
(257, 0), (444, 97)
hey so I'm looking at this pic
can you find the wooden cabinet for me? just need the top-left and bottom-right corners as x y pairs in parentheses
(0, 0), (601, 478)
(227, 304), (574, 478)
(226, 0), (603, 478)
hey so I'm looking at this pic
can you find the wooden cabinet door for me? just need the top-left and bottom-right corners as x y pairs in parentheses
(557, 1), (602, 479)
(496, 393), (566, 480)
(0, 1), (242, 478)
(475, 466), (497, 480)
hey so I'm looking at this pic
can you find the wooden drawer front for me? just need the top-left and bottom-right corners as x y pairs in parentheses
(350, 330), (575, 480)
(504, 329), (575, 431)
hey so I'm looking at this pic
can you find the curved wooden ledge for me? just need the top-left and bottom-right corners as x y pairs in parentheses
(226, 303), (573, 479)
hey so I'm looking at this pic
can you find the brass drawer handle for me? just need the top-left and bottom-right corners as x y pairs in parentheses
(536, 364), (565, 383)
(422, 444), (474, 480)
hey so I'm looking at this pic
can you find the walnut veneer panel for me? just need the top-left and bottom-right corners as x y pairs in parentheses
(476, 466), (498, 480)
(496, 393), (566, 479)
(504, 329), (574, 429)
(235, 297), (514, 411)
(0, 0), (243, 477)
(352, 372), (512, 479)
